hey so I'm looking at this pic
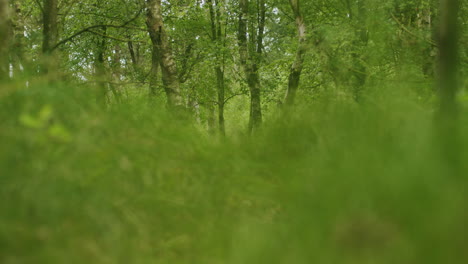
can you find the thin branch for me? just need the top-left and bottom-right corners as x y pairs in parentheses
(33, 0), (44, 14)
(88, 30), (146, 43)
(51, 8), (143, 51)
(391, 13), (437, 47)
(60, 12), (123, 21)
(224, 92), (248, 104)
(277, 5), (294, 22)
(197, 91), (248, 106)
(60, 0), (80, 18)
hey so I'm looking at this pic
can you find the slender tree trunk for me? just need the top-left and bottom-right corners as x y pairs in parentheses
(0, 0), (10, 81)
(146, 0), (184, 109)
(128, 41), (138, 68)
(206, 0), (218, 133)
(284, 0), (308, 106)
(421, 6), (436, 77)
(215, 0), (226, 135)
(238, 0), (264, 132)
(216, 66), (225, 135)
(42, 0), (58, 73)
(110, 44), (122, 103)
(436, 0), (461, 171)
(246, 68), (262, 132)
(42, 0), (58, 54)
(149, 46), (160, 97)
(95, 28), (107, 106)
(128, 40), (143, 81)
(11, 3), (27, 79)
(206, 86), (216, 134)
(208, 0), (226, 135)
(438, 0), (460, 115)
(351, 0), (368, 100)
(188, 85), (201, 122)
(252, 0), (265, 131)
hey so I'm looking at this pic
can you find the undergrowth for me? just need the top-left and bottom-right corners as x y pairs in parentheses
(0, 80), (467, 264)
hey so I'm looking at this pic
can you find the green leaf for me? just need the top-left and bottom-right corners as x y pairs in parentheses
(38, 105), (53, 123)
(48, 124), (72, 142)
(19, 114), (43, 129)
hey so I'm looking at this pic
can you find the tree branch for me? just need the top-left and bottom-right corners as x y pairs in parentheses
(51, 8), (143, 51)
(391, 13), (437, 47)
(33, 0), (44, 14)
(88, 30), (145, 43)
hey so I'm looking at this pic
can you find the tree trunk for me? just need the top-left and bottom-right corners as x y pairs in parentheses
(351, 0), (368, 100)
(128, 41), (139, 68)
(42, 0), (58, 73)
(421, 6), (436, 78)
(94, 28), (107, 106)
(128, 40), (143, 81)
(438, 0), (460, 115)
(215, 0), (226, 135)
(146, 0), (184, 109)
(436, 0), (461, 171)
(11, 3), (27, 79)
(42, 0), (58, 54)
(216, 66), (225, 135)
(208, 0), (226, 135)
(110, 44), (122, 103)
(0, 0), (10, 81)
(238, 0), (264, 132)
(149, 46), (160, 97)
(284, 0), (308, 106)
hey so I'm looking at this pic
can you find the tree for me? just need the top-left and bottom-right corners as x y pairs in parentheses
(207, 0), (227, 135)
(42, 0), (58, 73)
(238, 0), (266, 132)
(94, 26), (108, 105)
(1, 0), (465, 134)
(0, 0), (10, 81)
(350, 0), (368, 99)
(146, 0), (184, 109)
(284, 0), (308, 106)
(10, 2), (28, 79)
(438, 0), (460, 115)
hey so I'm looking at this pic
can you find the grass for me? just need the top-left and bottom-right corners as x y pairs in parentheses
(0, 79), (467, 263)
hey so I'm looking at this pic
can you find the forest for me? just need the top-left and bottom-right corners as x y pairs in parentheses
(0, 0), (467, 263)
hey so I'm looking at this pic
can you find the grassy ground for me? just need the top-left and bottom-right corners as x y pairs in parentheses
(1, 80), (467, 263)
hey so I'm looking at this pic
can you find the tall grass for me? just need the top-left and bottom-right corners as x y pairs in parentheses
(0, 79), (467, 263)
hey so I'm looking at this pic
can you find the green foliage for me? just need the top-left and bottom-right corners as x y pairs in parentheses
(1, 0), (467, 263)
(19, 104), (72, 142)
(1, 76), (468, 263)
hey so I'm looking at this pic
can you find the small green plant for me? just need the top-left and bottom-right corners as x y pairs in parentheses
(19, 104), (72, 142)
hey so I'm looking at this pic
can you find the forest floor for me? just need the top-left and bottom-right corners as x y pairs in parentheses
(1, 80), (468, 264)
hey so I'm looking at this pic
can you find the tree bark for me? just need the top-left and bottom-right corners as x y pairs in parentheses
(436, 0), (461, 170)
(11, 3), (27, 79)
(42, 0), (58, 54)
(284, 0), (308, 106)
(438, 0), (460, 115)
(0, 0), (10, 81)
(128, 41), (139, 68)
(208, 0), (226, 135)
(238, 0), (264, 133)
(42, 0), (58, 74)
(128, 40), (143, 81)
(216, 66), (225, 135)
(95, 27), (107, 106)
(110, 44), (122, 103)
(149, 46), (160, 97)
(351, 0), (368, 100)
(146, 0), (184, 109)
(421, 6), (436, 78)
